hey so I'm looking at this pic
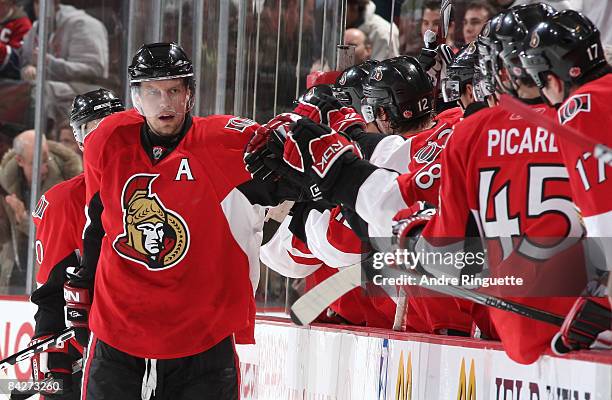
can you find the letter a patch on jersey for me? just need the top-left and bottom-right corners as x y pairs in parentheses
(175, 158), (194, 181)
(113, 174), (190, 271)
(558, 94), (591, 125)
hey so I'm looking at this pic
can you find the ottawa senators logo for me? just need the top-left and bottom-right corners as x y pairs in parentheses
(466, 42), (476, 54)
(32, 195), (49, 220)
(529, 31), (540, 48)
(414, 141), (444, 164)
(225, 117), (256, 133)
(481, 23), (491, 38)
(113, 174), (189, 270)
(558, 94), (591, 125)
(372, 67), (384, 81)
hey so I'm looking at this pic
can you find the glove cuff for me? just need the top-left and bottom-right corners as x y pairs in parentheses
(321, 155), (378, 208)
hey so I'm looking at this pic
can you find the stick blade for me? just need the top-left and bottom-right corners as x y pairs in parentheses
(289, 264), (361, 326)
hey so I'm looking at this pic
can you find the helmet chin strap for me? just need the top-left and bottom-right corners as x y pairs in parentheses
(458, 98), (467, 111)
(539, 88), (557, 108)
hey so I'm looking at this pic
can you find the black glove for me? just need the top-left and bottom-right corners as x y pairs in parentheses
(244, 113), (322, 202)
(293, 86), (366, 135)
(64, 268), (92, 347)
(279, 118), (362, 195)
(552, 298), (612, 354)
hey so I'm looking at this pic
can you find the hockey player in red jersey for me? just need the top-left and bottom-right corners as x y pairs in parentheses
(27, 89), (124, 400)
(520, 10), (612, 351)
(0, 0), (31, 79)
(332, 59), (381, 133)
(63, 43), (291, 400)
(258, 4), (593, 364)
(393, 4), (591, 363)
(254, 55), (474, 334)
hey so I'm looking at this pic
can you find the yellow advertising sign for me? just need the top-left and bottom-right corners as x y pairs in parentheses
(395, 351), (412, 400)
(457, 357), (476, 400)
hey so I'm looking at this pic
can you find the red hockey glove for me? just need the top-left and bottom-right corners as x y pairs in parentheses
(244, 113), (323, 202)
(551, 298), (612, 354)
(293, 87), (366, 135)
(282, 118), (361, 190)
(30, 334), (82, 398)
(63, 281), (92, 347)
(391, 201), (437, 256)
(244, 113), (299, 181)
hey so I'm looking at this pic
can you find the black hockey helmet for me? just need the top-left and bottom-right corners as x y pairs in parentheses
(520, 10), (606, 89)
(472, 61), (494, 102)
(361, 56), (433, 126)
(333, 59), (378, 112)
(128, 42), (196, 115)
(296, 84), (334, 105)
(477, 13), (506, 76)
(69, 88), (125, 145)
(493, 3), (556, 87)
(129, 42), (194, 85)
(441, 42), (479, 103)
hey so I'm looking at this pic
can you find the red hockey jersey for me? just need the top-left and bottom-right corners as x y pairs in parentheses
(0, 10), (31, 69)
(555, 74), (612, 244)
(83, 110), (266, 358)
(30, 174), (86, 338)
(33, 174), (85, 284)
(261, 108), (471, 332)
(418, 102), (587, 364)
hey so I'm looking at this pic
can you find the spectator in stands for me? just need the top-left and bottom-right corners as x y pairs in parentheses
(462, 1), (494, 45)
(580, 0), (612, 47)
(0, 0), (31, 79)
(346, 0), (399, 61)
(0, 129), (81, 294)
(605, 45), (612, 65)
(55, 121), (80, 157)
(344, 28), (373, 65)
(19, 0), (108, 128)
(420, 0), (456, 49)
(398, 0), (424, 56)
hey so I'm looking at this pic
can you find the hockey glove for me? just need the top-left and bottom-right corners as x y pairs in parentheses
(293, 87), (366, 135)
(245, 113), (299, 181)
(391, 202), (437, 264)
(418, 30), (454, 86)
(551, 298), (612, 354)
(30, 334), (82, 398)
(281, 118), (363, 196)
(245, 113), (322, 202)
(63, 271), (92, 347)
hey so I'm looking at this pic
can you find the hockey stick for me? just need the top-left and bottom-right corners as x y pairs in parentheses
(290, 257), (611, 338)
(380, 267), (566, 326)
(290, 263), (361, 325)
(290, 261), (564, 327)
(0, 328), (75, 371)
(431, 0), (452, 111)
(290, 250), (403, 326)
(499, 94), (612, 166)
(7, 361), (83, 400)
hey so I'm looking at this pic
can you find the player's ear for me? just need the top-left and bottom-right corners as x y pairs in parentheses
(376, 107), (388, 121)
(465, 83), (474, 103)
(545, 74), (563, 94)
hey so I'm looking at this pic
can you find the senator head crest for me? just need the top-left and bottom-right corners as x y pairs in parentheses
(113, 174), (189, 270)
